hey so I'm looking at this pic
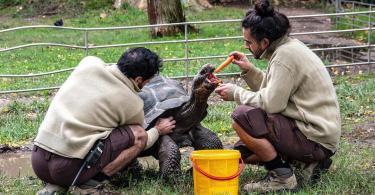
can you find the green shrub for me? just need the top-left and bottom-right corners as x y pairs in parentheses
(85, 0), (113, 10)
(2, 0), (114, 17)
(0, 0), (25, 8)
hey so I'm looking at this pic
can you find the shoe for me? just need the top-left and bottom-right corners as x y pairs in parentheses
(36, 183), (67, 195)
(70, 179), (119, 195)
(301, 158), (332, 184)
(233, 140), (253, 163)
(243, 168), (297, 193)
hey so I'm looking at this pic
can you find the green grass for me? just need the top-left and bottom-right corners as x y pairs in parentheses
(0, 4), (374, 195)
(334, 73), (375, 128)
(1, 140), (373, 194)
(0, 97), (49, 145)
(330, 6), (375, 43)
(0, 4), (263, 142)
(1, 73), (374, 145)
(202, 101), (237, 134)
(0, 6), (249, 91)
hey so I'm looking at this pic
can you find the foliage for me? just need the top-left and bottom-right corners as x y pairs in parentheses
(329, 5), (375, 43)
(0, 4), (374, 194)
(0, 0), (373, 144)
(0, 0), (114, 17)
(0, 6), (247, 91)
(1, 73), (373, 145)
(334, 73), (375, 126)
(0, 140), (373, 194)
(0, 0), (25, 8)
(0, 97), (49, 145)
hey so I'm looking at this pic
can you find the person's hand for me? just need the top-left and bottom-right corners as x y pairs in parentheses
(214, 83), (237, 101)
(229, 51), (255, 72)
(155, 116), (176, 135)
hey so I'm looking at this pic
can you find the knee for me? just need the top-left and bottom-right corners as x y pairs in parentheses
(130, 125), (147, 149)
(231, 120), (240, 132)
(231, 105), (256, 117)
(231, 105), (254, 126)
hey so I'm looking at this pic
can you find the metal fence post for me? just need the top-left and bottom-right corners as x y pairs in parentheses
(335, 0), (339, 30)
(84, 30), (89, 56)
(351, 2), (355, 36)
(184, 23), (189, 88)
(368, 5), (372, 73)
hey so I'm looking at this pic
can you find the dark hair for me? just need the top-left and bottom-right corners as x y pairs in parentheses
(117, 47), (162, 80)
(242, 0), (290, 43)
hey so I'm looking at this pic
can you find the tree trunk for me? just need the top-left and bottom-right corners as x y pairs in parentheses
(147, 0), (190, 37)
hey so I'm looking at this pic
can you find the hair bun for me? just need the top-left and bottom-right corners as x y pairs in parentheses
(254, 0), (274, 17)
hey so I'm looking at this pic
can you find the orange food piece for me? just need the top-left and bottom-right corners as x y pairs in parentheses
(214, 55), (234, 73)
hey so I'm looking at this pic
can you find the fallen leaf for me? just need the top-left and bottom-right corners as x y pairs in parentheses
(100, 12), (107, 19)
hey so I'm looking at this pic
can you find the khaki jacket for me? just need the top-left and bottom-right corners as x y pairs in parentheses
(229, 36), (341, 152)
(34, 56), (144, 159)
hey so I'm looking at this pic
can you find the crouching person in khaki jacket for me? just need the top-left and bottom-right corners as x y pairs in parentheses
(32, 47), (176, 194)
(215, 0), (341, 193)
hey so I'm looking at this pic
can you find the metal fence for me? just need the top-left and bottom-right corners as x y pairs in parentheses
(333, 1), (374, 70)
(0, 4), (374, 94)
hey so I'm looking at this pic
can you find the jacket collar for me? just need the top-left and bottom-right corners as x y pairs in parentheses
(260, 35), (290, 60)
(107, 65), (141, 92)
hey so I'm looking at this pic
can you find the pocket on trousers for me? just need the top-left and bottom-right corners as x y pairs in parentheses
(311, 144), (327, 162)
(51, 156), (74, 173)
(244, 108), (268, 138)
(265, 114), (280, 142)
(110, 132), (127, 153)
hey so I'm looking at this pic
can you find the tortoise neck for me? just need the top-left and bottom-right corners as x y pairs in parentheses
(180, 93), (208, 116)
(192, 91), (210, 103)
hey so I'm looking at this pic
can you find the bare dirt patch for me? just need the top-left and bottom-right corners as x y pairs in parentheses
(0, 143), (32, 153)
(0, 97), (10, 108)
(342, 121), (375, 146)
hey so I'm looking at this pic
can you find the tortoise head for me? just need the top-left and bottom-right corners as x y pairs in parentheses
(191, 64), (220, 99)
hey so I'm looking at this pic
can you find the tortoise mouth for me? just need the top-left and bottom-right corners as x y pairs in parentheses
(192, 63), (221, 94)
(201, 65), (221, 90)
(206, 72), (221, 85)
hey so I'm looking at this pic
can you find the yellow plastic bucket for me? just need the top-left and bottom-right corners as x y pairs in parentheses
(190, 150), (244, 195)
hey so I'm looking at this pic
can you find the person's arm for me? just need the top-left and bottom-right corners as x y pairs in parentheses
(238, 63), (294, 113)
(143, 117), (175, 150)
(216, 62), (294, 114)
(102, 117), (175, 176)
(144, 127), (159, 150)
(240, 68), (264, 92)
(230, 51), (264, 91)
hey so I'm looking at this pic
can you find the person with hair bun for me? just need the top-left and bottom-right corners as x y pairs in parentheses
(215, 0), (340, 192)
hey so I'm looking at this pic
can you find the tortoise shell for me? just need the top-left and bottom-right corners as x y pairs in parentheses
(139, 75), (189, 129)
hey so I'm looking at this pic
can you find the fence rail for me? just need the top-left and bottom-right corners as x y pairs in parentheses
(0, 8), (374, 94)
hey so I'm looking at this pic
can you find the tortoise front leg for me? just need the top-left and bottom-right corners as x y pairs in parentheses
(191, 124), (223, 150)
(158, 135), (182, 180)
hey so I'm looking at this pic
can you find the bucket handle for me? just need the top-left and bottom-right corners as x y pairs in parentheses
(191, 158), (245, 181)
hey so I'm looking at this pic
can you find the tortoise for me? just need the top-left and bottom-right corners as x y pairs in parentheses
(138, 64), (223, 179)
